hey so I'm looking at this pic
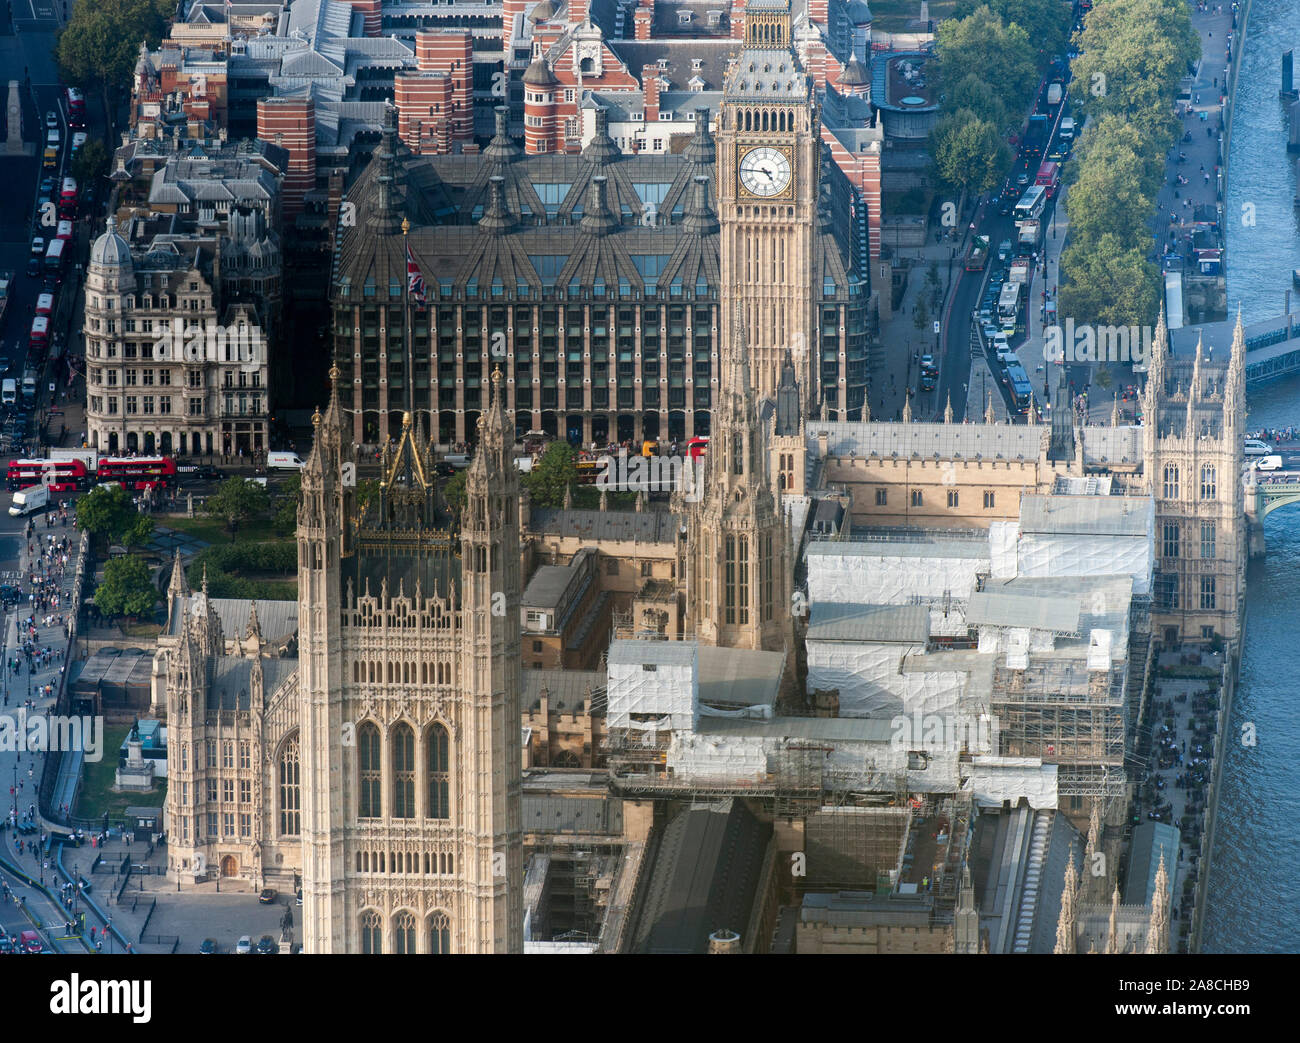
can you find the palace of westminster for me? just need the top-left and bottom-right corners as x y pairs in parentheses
(148, 1), (1242, 953)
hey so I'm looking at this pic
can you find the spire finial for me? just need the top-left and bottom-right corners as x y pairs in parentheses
(943, 393), (953, 424)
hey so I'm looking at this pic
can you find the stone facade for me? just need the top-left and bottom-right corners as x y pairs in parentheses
(83, 223), (270, 458)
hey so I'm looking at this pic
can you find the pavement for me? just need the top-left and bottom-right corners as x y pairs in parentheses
(1152, 0), (1234, 282)
(872, 223), (979, 424)
(1137, 646), (1227, 954)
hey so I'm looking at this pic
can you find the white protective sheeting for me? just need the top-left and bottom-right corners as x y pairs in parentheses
(606, 643), (697, 730)
(929, 605), (970, 638)
(988, 521), (1020, 579)
(964, 757), (1059, 810)
(667, 732), (770, 782)
(821, 738), (959, 792)
(808, 547), (988, 606)
(806, 641), (966, 718)
(698, 704), (775, 720)
(1016, 531), (1152, 596)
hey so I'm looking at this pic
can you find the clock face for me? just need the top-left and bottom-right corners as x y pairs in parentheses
(738, 146), (792, 197)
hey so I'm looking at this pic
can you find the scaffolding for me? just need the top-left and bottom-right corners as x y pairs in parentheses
(606, 736), (826, 812)
(991, 655), (1128, 798)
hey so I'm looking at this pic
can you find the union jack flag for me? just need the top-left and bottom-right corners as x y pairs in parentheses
(406, 242), (428, 308)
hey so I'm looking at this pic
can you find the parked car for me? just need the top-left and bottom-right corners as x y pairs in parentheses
(199, 938), (218, 954)
(45, 111), (58, 130)
(256, 935), (277, 954)
(235, 935), (253, 954)
(998, 240), (1012, 263)
(0, 935), (12, 954)
(258, 888), (278, 904)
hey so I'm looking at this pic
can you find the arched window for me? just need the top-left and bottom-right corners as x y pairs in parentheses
(1200, 464), (1216, 500)
(392, 723), (415, 818)
(1163, 464), (1180, 500)
(393, 911), (416, 954)
(360, 910), (382, 954)
(358, 722), (381, 818)
(427, 723), (450, 820)
(429, 911), (451, 954)
(279, 733), (300, 836)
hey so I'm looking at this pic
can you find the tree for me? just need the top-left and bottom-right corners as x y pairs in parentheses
(523, 441), (578, 508)
(205, 477), (269, 536)
(71, 140), (110, 189)
(443, 470), (467, 519)
(943, 73), (1009, 133)
(273, 474), (301, 536)
(914, 297), (930, 333)
(1059, 233), (1160, 328)
(94, 555), (157, 620)
(936, 7), (1040, 119)
(1069, 0), (1198, 135)
(77, 484), (149, 547)
(931, 109), (1011, 196)
(57, 1), (171, 110)
(954, 0), (1072, 68)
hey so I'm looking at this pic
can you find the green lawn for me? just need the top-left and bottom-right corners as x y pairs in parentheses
(74, 725), (167, 824)
(161, 517), (263, 545)
(869, 0), (958, 33)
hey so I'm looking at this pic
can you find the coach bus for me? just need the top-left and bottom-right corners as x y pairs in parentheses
(1013, 185), (1047, 226)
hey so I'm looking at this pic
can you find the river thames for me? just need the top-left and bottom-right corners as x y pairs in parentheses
(1202, 0), (1300, 953)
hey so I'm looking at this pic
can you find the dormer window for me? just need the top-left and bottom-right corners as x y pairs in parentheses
(707, 10), (722, 25)
(678, 10), (691, 23)
(692, 58), (703, 71)
(657, 57), (669, 70)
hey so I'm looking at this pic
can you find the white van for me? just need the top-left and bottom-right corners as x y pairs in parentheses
(1243, 438), (1270, 456)
(267, 451), (305, 470)
(10, 485), (48, 517)
(1, 379), (14, 406)
(1256, 455), (1283, 472)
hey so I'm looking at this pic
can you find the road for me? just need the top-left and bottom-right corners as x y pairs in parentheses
(0, 0), (72, 454)
(926, 57), (1083, 422)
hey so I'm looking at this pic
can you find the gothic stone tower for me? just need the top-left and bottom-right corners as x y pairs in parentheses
(717, 0), (820, 400)
(1143, 308), (1246, 649)
(684, 306), (793, 654)
(298, 367), (523, 953)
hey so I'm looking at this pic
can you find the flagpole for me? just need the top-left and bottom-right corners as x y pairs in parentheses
(402, 217), (414, 422)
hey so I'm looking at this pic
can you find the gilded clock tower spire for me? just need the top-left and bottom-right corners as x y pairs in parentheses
(717, 0), (820, 403)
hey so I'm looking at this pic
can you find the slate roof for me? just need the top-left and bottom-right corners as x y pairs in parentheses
(628, 798), (771, 953)
(527, 507), (680, 545)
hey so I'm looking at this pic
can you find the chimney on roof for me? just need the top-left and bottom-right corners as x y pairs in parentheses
(642, 65), (660, 124)
(634, 4), (652, 39)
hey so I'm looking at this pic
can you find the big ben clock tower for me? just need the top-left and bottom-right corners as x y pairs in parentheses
(717, 0), (820, 402)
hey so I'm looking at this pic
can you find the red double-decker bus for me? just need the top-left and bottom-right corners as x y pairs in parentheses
(1035, 160), (1061, 199)
(7, 458), (89, 492)
(96, 456), (178, 491)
